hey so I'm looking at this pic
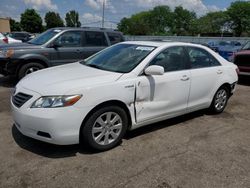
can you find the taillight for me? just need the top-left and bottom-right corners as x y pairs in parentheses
(3, 37), (8, 44)
(236, 67), (240, 75)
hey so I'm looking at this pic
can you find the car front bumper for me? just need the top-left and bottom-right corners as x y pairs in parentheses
(11, 87), (90, 145)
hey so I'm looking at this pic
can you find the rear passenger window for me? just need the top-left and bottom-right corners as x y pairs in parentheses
(187, 47), (221, 69)
(107, 32), (124, 45)
(149, 47), (188, 72)
(85, 31), (108, 46)
(55, 31), (82, 47)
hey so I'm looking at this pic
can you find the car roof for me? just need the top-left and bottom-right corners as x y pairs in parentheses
(51, 27), (122, 33)
(122, 41), (206, 48)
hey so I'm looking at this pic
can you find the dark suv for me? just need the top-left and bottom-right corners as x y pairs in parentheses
(0, 27), (124, 79)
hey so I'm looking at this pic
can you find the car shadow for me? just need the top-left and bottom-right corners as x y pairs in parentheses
(12, 125), (94, 158)
(0, 75), (17, 88)
(238, 75), (250, 86)
(125, 110), (206, 139)
(12, 110), (207, 158)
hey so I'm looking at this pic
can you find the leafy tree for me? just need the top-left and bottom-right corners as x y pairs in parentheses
(173, 6), (197, 36)
(147, 6), (174, 35)
(20, 9), (43, 33)
(197, 11), (229, 34)
(45, 11), (64, 29)
(10, 18), (21, 31)
(65, 10), (81, 27)
(227, 1), (250, 36)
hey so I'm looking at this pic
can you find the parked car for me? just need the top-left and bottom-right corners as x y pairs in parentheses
(232, 41), (250, 76)
(11, 41), (238, 151)
(0, 33), (22, 44)
(0, 33), (9, 44)
(7, 32), (34, 42)
(207, 40), (242, 60)
(0, 27), (124, 79)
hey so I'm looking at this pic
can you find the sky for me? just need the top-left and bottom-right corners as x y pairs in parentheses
(0, 0), (240, 28)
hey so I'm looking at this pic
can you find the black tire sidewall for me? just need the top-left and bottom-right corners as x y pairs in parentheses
(18, 62), (45, 80)
(82, 106), (128, 151)
(210, 86), (229, 114)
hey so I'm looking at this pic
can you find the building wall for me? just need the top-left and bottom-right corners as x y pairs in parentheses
(0, 18), (10, 33)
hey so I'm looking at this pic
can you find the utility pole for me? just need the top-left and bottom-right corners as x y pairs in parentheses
(102, 0), (105, 28)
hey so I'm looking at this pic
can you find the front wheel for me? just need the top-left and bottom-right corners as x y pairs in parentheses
(81, 106), (128, 151)
(209, 86), (229, 114)
(18, 62), (45, 80)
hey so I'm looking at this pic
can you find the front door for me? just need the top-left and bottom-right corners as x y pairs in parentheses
(135, 46), (191, 123)
(49, 31), (84, 66)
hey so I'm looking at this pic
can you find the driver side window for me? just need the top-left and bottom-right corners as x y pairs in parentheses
(54, 31), (82, 47)
(149, 46), (188, 72)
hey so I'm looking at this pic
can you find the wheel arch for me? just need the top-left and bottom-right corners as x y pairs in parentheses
(79, 100), (132, 142)
(16, 58), (49, 75)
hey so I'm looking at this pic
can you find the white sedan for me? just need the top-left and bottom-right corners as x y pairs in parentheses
(11, 41), (238, 151)
(0, 33), (22, 44)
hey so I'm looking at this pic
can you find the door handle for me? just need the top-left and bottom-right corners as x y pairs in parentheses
(217, 70), (223, 74)
(181, 75), (190, 81)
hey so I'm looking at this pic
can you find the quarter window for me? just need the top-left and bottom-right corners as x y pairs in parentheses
(187, 47), (221, 69)
(85, 31), (108, 46)
(149, 47), (188, 72)
(54, 31), (82, 47)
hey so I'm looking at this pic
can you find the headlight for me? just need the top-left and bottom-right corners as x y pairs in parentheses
(0, 49), (14, 58)
(31, 95), (82, 108)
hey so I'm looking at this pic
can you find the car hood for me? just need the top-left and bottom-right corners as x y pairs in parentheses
(0, 42), (41, 50)
(18, 62), (123, 95)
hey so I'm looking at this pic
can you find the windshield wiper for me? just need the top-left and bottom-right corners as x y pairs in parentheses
(85, 64), (103, 70)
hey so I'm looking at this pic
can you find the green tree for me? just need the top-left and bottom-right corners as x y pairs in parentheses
(227, 1), (250, 36)
(147, 6), (174, 35)
(197, 11), (229, 35)
(173, 6), (197, 36)
(45, 11), (64, 29)
(10, 18), (21, 31)
(20, 9), (43, 33)
(65, 10), (81, 27)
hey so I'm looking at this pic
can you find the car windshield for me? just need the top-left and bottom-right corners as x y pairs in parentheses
(81, 43), (156, 73)
(28, 29), (61, 45)
(242, 41), (250, 50)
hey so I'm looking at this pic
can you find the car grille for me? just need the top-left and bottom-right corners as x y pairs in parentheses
(12, 92), (33, 108)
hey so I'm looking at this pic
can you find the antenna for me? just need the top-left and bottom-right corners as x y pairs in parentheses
(102, 0), (105, 28)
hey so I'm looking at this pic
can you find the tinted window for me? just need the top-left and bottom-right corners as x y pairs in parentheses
(187, 47), (221, 69)
(55, 31), (82, 47)
(85, 31), (107, 46)
(149, 46), (188, 72)
(107, 32), (123, 45)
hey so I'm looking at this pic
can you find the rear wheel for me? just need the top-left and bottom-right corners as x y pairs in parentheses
(81, 106), (128, 151)
(18, 62), (45, 80)
(209, 86), (229, 114)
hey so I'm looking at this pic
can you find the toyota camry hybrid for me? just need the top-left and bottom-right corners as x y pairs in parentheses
(11, 41), (238, 151)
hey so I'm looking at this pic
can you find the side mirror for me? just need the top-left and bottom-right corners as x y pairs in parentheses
(50, 41), (61, 48)
(144, 65), (164, 76)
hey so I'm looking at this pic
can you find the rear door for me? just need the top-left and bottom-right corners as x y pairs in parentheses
(186, 46), (223, 111)
(107, 32), (124, 45)
(81, 31), (108, 58)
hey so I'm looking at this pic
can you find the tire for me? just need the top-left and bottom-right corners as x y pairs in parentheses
(209, 86), (229, 114)
(18, 62), (45, 80)
(81, 106), (128, 151)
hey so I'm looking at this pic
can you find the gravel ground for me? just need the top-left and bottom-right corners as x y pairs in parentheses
(0, 75), (250, 188)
